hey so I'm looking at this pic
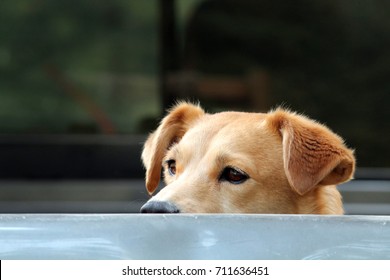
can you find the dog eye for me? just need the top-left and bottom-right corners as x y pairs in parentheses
(166, 160), (176, 176)
(220, 167), (248, 184)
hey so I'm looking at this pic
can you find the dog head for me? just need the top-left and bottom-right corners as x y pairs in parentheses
(140, 102), (355, 214)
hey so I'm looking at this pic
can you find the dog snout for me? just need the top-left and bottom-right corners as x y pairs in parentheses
(140, 201), (180, 214)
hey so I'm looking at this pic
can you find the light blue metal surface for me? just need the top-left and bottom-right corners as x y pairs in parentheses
(0, 214), (390, 260)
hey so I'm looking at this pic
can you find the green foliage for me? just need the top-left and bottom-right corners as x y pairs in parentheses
(0, 0), (159, 134)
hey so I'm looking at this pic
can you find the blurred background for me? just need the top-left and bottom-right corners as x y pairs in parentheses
(0, 0), (389, 214)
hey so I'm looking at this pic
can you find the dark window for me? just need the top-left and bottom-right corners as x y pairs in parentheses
(0, 0), (389, 213)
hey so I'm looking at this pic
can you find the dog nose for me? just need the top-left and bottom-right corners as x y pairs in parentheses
(140, 201), (180, 214)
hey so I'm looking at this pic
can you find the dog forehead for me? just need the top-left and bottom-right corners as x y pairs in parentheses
(181, 111), (268, 148)
(168, 111), (280, 176)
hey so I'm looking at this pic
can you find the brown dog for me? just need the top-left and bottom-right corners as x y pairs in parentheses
(140, 102), (355, 214)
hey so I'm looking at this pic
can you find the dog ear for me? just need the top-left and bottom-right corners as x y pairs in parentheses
(267, 109), (355, 195)
(142, 102), (205, 195)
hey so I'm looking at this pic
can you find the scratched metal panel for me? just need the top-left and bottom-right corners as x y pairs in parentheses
(0, 214), (389, 260)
